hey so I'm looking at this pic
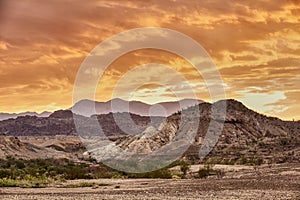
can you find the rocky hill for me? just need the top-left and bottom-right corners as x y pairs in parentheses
(0, 135), (84, 161)
(0, 99), (299, 164)
(0, 111), (77, 136)
(0, 110), (163, 137)
(185, 100), (300, 164)
(88, 100), (300, 165)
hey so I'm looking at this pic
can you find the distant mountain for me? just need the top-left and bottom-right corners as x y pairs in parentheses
(71, 98), (203, 117)
(0, 110), (164, 137)
(0, 111), (51, 121)
(0, 98), (201, 122)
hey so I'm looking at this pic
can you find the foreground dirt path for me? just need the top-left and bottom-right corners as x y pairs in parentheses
(0, 164), (299, 199)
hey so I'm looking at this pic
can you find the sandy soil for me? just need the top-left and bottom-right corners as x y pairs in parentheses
(0, 164), (299, 200)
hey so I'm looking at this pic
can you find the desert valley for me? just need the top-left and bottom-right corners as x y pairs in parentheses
(0, 99), (299, 199)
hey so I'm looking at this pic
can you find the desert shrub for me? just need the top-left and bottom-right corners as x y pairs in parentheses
(47, 165), (65, 176)
(196, 164), (225, 179)
(126, 169), (172, 179)
(94, 171), (122, 179)
(0, 179), (18, 187)
(198, 168), (210, 179)
(223, 158), (236, 165)
(0, 157), (191, 182)
(0, 158), (96, 181)
(180, 162), (190, 178)
(239, 156), (248, 165)
(0, 170), (10, 179)
(15, 159), (26, 169)
(255, 158), (263, 166)
(239, 157), (264, 166)
(66, 182), (97, 188)
(197, 164), (213, 179)
(247, 157), (263, 166)
(63, 165), (91, 180)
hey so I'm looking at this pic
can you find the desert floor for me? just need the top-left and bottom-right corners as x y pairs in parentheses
(0, 163), (299, 200)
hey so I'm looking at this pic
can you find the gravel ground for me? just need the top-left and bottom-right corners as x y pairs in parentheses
(0, 164), (299, 200)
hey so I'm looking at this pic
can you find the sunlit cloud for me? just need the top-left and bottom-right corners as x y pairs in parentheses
(236, 91), (286, 113)
(0, 0), (299, 120)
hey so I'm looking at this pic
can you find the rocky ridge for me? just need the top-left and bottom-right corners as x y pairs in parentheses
(0, 99), (298, 164)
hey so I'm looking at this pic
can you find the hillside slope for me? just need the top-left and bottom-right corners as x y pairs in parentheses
(0, 99), (299, 164)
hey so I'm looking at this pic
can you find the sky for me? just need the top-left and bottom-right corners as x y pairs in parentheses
(0, 0), (299, 120)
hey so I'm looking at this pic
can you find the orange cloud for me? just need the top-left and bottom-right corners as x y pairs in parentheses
(0, 0), (299, 120)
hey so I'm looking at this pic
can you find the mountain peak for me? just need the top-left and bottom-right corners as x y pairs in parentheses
(108, 98), (127, 102)
(213, 99), (248, 111)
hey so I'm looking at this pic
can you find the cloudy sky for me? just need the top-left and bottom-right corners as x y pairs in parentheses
(0, 0), (299, 120)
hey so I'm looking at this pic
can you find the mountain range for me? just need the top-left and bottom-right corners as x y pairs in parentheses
(0, 98), (202, 121)
(0, 99), (299, 164)
(71, 98), (203, 117)
(0, 111), (51, 121)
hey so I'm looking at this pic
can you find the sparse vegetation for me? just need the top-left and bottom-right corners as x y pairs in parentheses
(125, 168), (173, 179)
(0, 179), (18, 187)
(0, 176), (52, 188)
(0, 157), (123, 187)
(0, 157), (195, 187)
(66, 182), (110, 188)
(197, 164), (225, 179)
(179, 161), (190, 178)
(238, 156), (264, 166)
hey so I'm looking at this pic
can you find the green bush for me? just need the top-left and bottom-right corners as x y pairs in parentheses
(0, 179), (18, 187)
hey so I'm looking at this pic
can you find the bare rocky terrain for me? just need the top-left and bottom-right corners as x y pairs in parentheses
(0, 136), (85, 161)
(0, 99), (299, 165)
